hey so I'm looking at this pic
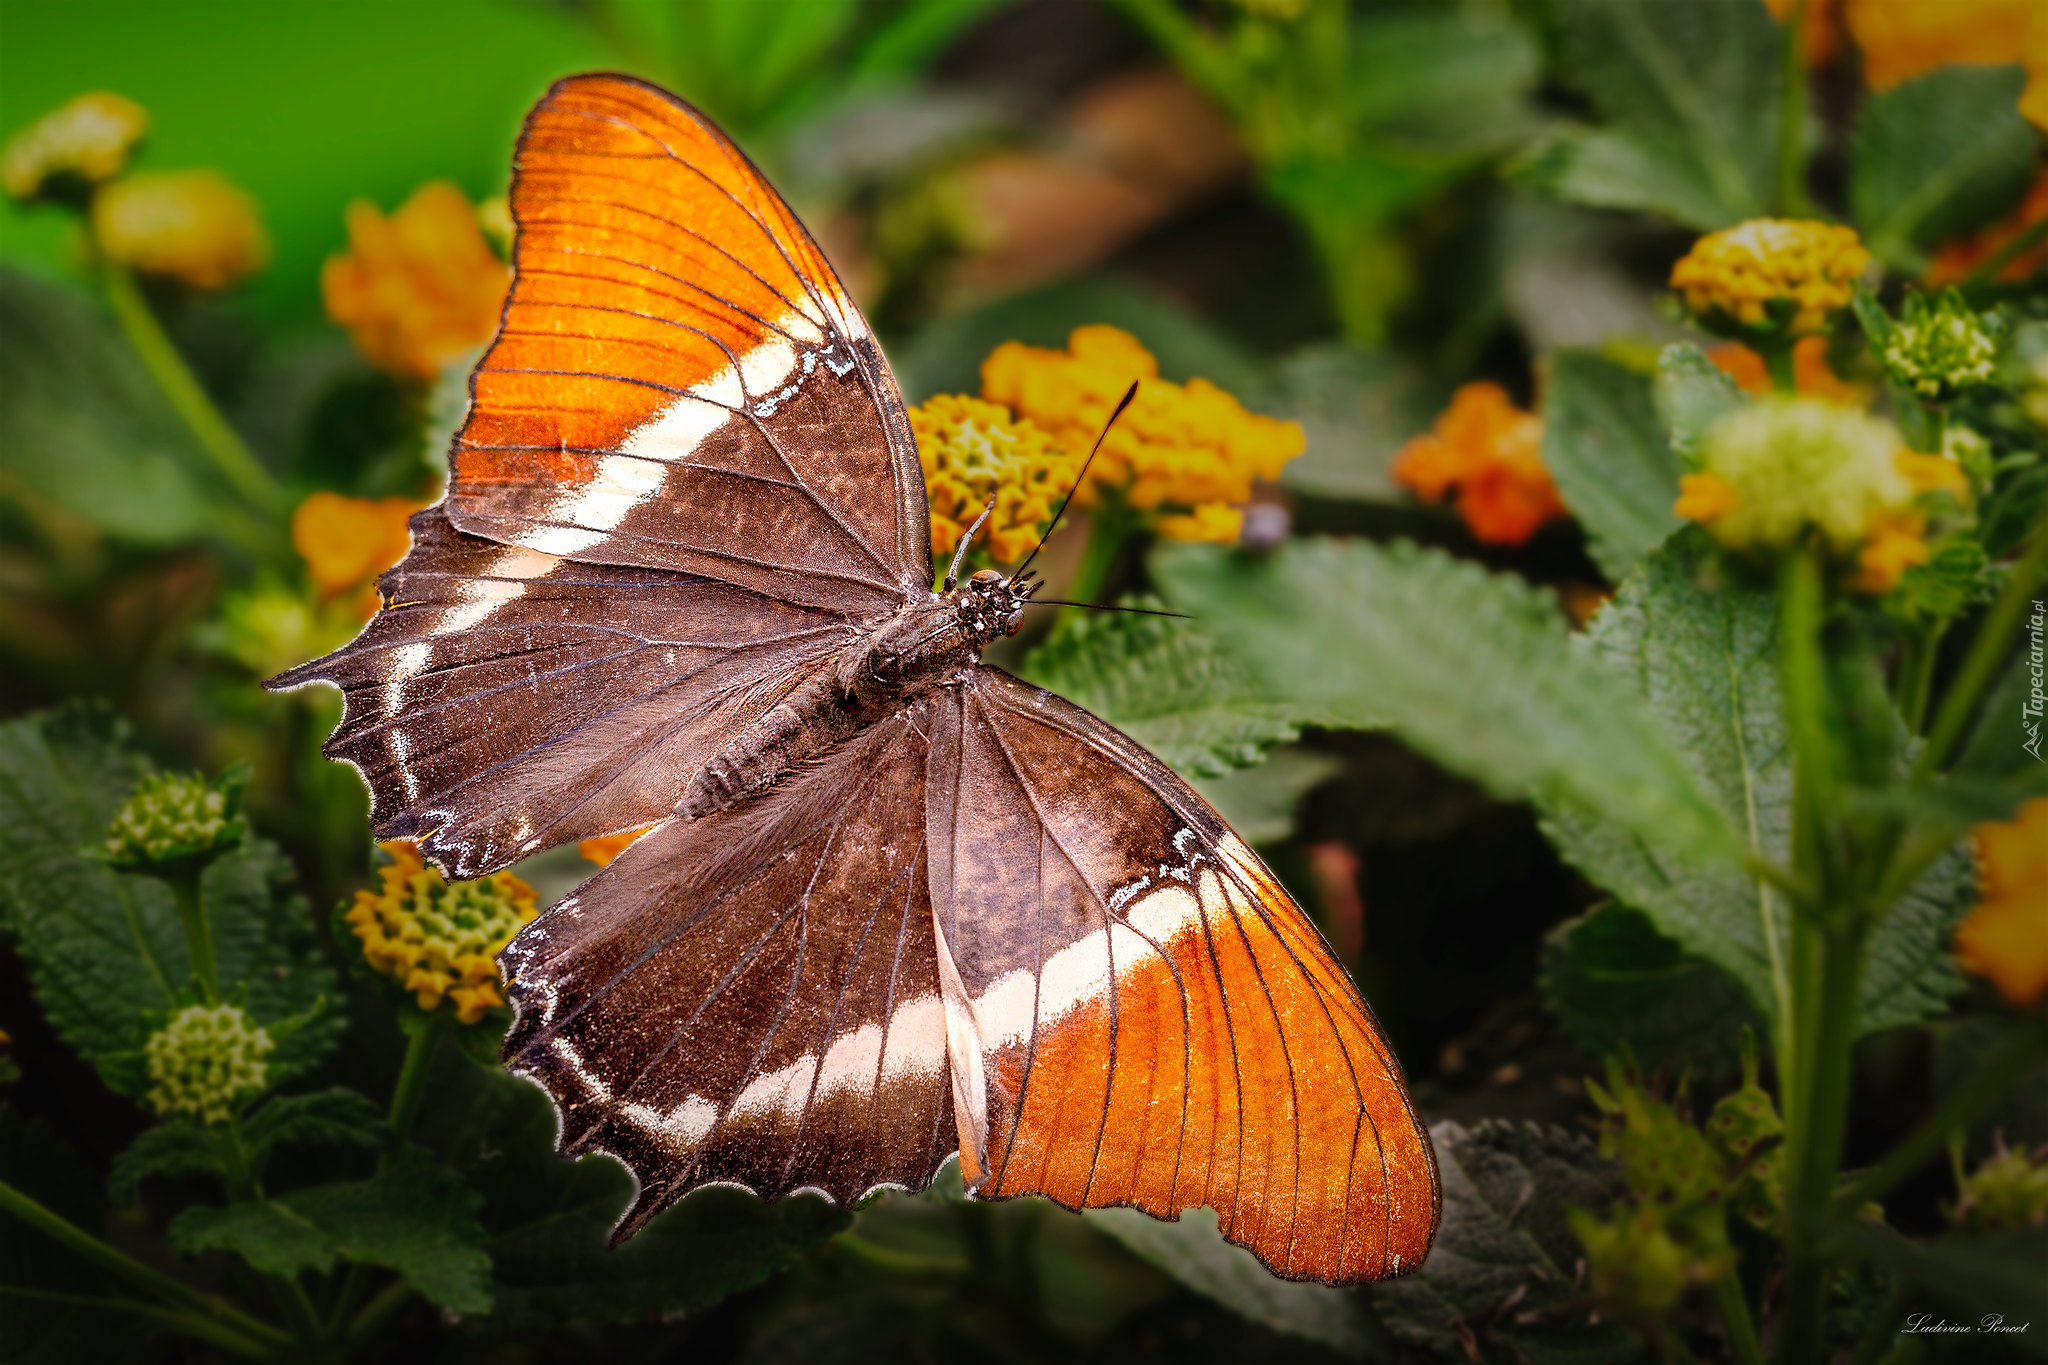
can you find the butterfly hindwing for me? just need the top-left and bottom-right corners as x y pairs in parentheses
(927, 668), (1440, 1282)
(500, 704), (956, 1236)
(449, 73), (930, 612)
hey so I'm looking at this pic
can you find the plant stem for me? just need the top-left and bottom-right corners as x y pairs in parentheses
(164, 867), (219, 1004)
(385, 1013), (448, 1160)
(97, 255), (278, 512)
(1762, 339), (1799, 395)
(0, 1285), (276, 1359)
(1896, 622), (1945, 736)
(1836, 1018), (2048, 1212)
(347, 1278), (415, 1344)
(1774, 0), (1811, 216)
(1713, 1266), (1767, 1365)
(1912, 506), (2048, 780)
(0, 1179), (291, 1350)
(1062, 497), (1137, 616)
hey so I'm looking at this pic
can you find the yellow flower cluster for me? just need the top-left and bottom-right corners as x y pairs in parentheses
(2, 90), (147, 200)
(322, 182), (511, 381)
(1672, 397), (1968, 594)
(92, 170), (270, 290)
(979, 324), (1304, 541)
(1956, 797), (2048, 1009)
(1669, 220), (1869, 335)
(911, 394), (1079, 564)
(346, 841), (538, 1024)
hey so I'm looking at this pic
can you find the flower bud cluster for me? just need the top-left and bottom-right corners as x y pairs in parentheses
(145, 1003), (273, 1125)
(102, 771), (245, 872)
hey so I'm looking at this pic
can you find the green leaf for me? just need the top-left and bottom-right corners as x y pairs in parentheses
(1154, 538), (1737, 863)
(1542, 349), (1685, 581)
(1021, 602), (1316, 780)
(1852, 65), (2039, 272)
(1371, 1120), (1639, 1364)
(169, 1200), (338, 1278)
(283, 1151), (492, 1314)
(0, 705), (340, 1091)
(1543, 534), (1969, 1036)
(1653, 342), (1745, 465)
(0, 268), (212, 543)
(240, 1089), (387, 1163)
(432, 1063), (849, 1326)
(1827, 1221), (2048, 1334)
(1085, 1206), (1367, 1355)
(108, 1122), (228, 1205)
(1541, 902), (1761, 1076)
(1528, 0), (1780, 228)
(1346, 12), (1540, 158)
(1272, 344), (1436, 504)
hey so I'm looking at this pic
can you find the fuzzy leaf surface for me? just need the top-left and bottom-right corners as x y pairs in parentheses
(169, 1200), (338, 1278)
(1852, 65), (2038, 271)
(282, 1151), (492, 1313)
(1542, 349), (1684, 581)
(1154, 539), (1736, 864)
(1653, 343), (1745, 464)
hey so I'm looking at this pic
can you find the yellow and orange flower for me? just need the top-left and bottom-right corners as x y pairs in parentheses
(322, 182), (510, 381)
(2, 90), (148, 200)
(1391, 382), (1567, 546)
(910, 394), (1080, 564)
(91, 170), (269, 290)
(978, 324), (1304, 541)
(1845, 0), (2048, 129)
(1670, 220), (1869, 336)
(291, 492), (420, 614)
(1956, 797), (2048, 1008)
(347, 840), (538, 1024)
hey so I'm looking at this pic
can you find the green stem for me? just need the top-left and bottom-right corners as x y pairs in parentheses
(1836, 1018), (2048, 1212)
(347, 1278), (414, 1345)
(98, 255), (278, 512)
(384, 1012), (448, 1159)
(1896, 622), (1945, 736)
(1912, 506), (2048, 780)
(0, 1179), (291, 1350)
(1774, 0), (1812, 216)
(1761, 338), (1799, 395)
(164, 867), (219, 1005)
(0, 1285), (275, 1359)
(1063, 496), (1137, 614)
(1713, 1266), (1767, 1365)
(1963, 212), (2048, 289)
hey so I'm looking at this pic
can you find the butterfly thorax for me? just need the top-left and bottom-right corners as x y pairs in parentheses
(680, 569), (1033, 820)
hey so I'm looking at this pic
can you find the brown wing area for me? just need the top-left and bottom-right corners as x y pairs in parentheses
(926, 669), (1439, 1283)
(500, 705), (954, 1236)
(448, 72), (929, 612)
(268, 509), (856, 879)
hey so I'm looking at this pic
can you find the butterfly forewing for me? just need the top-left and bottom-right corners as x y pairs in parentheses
(501, 706), (955, 1235)
(450, 73), (929, 611)
(928, 669), (1440, 1282)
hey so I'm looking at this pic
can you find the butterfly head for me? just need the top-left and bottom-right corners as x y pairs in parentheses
(957, 568), (1033, 644)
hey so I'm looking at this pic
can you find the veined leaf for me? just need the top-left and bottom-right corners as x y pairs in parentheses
(109, 1122), (229, 1205)
(1085, 1206), (1368, 1355)
(1545, 534), (1969, 1037)
(1154, 538), (1737, 864)
(0, 705), (341, 1091)
(1541, 902), (1761, 1076)
(1852, 65), (2038, 272)
(1371, 1120), (1635, 1363)
(282, 1151), (492, 1314)
(1653, 342), (1745, 465)
(1021, 601), (1322, 780)
(1542, 349), (1684, 582)
(170, 1200), (337, 1278)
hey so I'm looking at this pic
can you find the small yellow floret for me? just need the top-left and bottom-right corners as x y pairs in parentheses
(92, 170), (270, 290)
(1673, 472), (1739, 523)
(1669, 220), (1868, 335)
(347, 841), (539, 1024)
(1850, 510), (1931, 595)
(1957, 797), (2048, 1008)
(1894, 450), (1970, 503)
(911, 394), (1079, 566)
(1154, 503), (1245, 543)
(979, 324), (1304, 532)
(3, 91), (148, 200)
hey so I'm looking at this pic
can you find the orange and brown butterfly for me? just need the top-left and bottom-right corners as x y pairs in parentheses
(272, 73), (1439, 1283)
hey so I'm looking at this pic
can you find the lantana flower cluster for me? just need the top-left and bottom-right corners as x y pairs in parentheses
(102, 771), (246, 872)
(145, 1003), (273, 1125)
(1389, 382), (1567, 546)
(913, 394), (1081, 563)
(322, 181), (511, 381)
(346, 841), (538, 1025)
(1669, 219), (1869, 337)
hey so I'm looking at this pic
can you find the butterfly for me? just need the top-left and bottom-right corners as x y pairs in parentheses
(274, 73), (1438, 1283)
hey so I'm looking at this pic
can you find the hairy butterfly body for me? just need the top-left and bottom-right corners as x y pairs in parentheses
(274, 72), (1439, 1283)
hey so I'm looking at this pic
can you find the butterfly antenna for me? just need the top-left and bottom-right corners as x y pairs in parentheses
(1009, 380), (1139, 587)
(944, 499), (997, 591)
(1024, 599), (1190, 619)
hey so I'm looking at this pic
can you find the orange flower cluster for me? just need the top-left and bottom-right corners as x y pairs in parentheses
(1708, 337), (1865, 404)
(978, 324), (1304, 542)
(347, 840), (539, 1024)
(1956, 797), (2048, 1008)
(291, 492), (420, 617)
(322, 182), (510, 381)
(1390, 382), (1567, 546)
(1844, 0), (2048, 129)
